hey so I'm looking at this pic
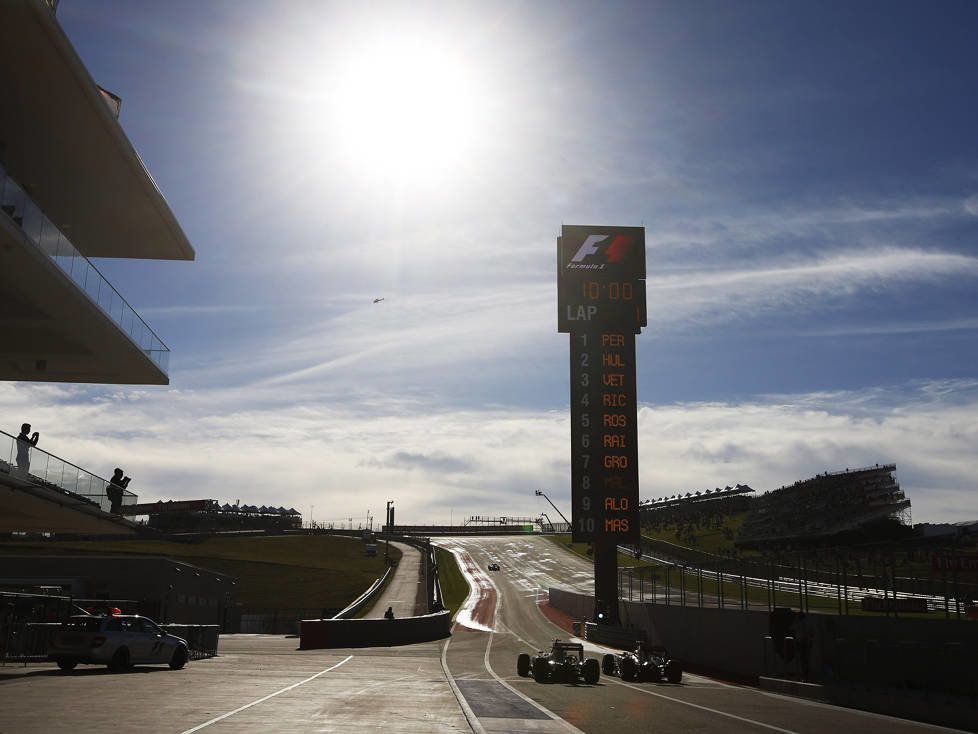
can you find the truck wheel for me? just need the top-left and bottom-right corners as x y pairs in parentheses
(517, 653), (531, 677)
(583, 658), (600, 685)
(602, 654), (616, 676)
(109, 648), (131, 673)
(665, 660), (683, 684)
(57, 658), (77, 672)
(169, 646), (188, 670)
(532, 658), (549, 683)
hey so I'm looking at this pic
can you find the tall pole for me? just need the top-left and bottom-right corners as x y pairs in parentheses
(557, 225), (646, 629)
(385, 500), (393, 564)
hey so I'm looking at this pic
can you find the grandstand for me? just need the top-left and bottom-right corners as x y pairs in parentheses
(122, 500), (302, 532)
(638, 485), (754, 548)
(640, 485), (754, 526)
(736, 464), (911, 549)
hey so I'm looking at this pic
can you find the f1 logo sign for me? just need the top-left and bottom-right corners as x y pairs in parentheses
(570, 234), (607, 262)
(570, 234), (632, 265)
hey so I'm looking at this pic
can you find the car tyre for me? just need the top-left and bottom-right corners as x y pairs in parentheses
(665, 660), (683, 684)
(602, 653), (616, 676)
(620, 655), (638, 682)
(583, 658), (600, 685)
(109, 647), (131, 673)
(169, 645), (189, 670)
(56, 658), (77, 672)
(532, 658), (549, 683)
(517, 653), (531, 677)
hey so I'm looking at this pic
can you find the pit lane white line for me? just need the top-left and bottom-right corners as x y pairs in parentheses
(439, 542), (585, 734)
(178, 655), (353, 734)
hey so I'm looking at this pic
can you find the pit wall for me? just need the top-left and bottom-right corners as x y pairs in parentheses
(549, 587), (767, 679)
(548, 588), (978, 730)
(299, 610), (451, 649)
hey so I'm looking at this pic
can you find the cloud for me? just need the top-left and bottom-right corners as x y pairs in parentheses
(361, 451), (475, 475)
(3, 378), (976, 528)
(647, 248), (978, 330)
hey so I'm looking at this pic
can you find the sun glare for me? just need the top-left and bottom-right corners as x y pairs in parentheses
(327, 31), (487, 187)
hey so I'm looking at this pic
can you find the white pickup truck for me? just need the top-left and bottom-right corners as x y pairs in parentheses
(48, 614), (189, 672)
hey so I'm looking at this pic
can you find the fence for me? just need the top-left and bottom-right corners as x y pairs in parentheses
(1, 622), (220, 665)
(621, 542), (978, 620)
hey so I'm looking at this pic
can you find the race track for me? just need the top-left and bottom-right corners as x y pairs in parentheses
(436, 535), (965, 734)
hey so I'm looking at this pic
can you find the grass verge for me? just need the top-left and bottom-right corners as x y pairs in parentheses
(434, 546), (468, 618)
(0, 534), (401, 613)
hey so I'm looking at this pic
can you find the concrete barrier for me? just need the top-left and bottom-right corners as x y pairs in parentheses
(299, 610), (451, 649)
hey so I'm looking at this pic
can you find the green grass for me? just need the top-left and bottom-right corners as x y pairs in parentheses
(434, 546), (468, 618)
(0, 534), (401, 613)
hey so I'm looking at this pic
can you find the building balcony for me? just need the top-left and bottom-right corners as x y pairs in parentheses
(1, 163), (170, 383)
(1, 428), (136, 517)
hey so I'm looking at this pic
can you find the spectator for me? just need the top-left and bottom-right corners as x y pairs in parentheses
(384, 606), (395, 620)
(106, 468), (131, 514)
(15, 422), (39, 474)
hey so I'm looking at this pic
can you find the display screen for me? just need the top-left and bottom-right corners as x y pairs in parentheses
(558, 225), (645, 544)
(557, 225), (647, 333)
(569, 328), (640, 543)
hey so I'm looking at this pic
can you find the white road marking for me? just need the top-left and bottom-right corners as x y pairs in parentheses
(604, 670), (801, 732)
(178, 655), (353, 733)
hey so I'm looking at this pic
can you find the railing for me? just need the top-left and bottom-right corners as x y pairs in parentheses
(0, 162), (169, 374)
(0, 430), (135, 513)
(619, 544), (978, 620)
(1, 623), (219, 664)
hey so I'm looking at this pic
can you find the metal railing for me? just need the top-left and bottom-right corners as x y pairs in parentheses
(1, 623), (219, 664)
(0, 162), (169, 373)
(619, 545), (978, 620)
(0, 430), (135, 513)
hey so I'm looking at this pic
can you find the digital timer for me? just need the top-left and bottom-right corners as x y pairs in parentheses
(580, 280), (634, 300)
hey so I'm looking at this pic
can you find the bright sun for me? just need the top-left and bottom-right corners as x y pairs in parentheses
(327, 31), (487, 187)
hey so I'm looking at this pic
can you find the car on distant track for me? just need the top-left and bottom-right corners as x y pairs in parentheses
(48, 614), (189, 673)
(487, 562), (500, 571)
(602, 643), (682, 683)
(518, 639), (600, 684)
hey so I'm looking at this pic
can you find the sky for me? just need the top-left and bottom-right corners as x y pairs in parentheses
(5, 0), (978, 527)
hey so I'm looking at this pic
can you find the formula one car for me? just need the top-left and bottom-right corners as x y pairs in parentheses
(517, 639), (600, 684)
(487, 562), (500, 571)
(602, 643), (682, 683)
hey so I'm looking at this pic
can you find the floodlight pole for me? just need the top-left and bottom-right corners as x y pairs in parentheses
(534, 490), (571, 530)
(385, 500), (394, 564)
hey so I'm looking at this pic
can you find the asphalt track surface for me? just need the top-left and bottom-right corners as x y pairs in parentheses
(0, 535), (969, 733)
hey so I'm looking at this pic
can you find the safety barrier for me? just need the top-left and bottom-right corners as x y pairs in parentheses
(299, 610), (451, 649)
(331, 567), (393, 619)
(583, 622), (646, 649)
(0, 623), (60, 663)
(1, 622), (218, 664)
(162, 624), (220, 660)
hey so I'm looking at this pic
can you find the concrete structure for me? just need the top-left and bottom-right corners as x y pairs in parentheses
(0, 0), (194, 385)
(0, 0), (195, 533)
(0, 555), (235, 626)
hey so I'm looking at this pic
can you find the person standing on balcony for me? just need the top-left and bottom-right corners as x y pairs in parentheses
(15, 422), (39, 475)
(106, 467), (131, 514)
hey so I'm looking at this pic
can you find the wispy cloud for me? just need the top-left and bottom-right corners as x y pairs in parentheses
(648, 248), (978, 329)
